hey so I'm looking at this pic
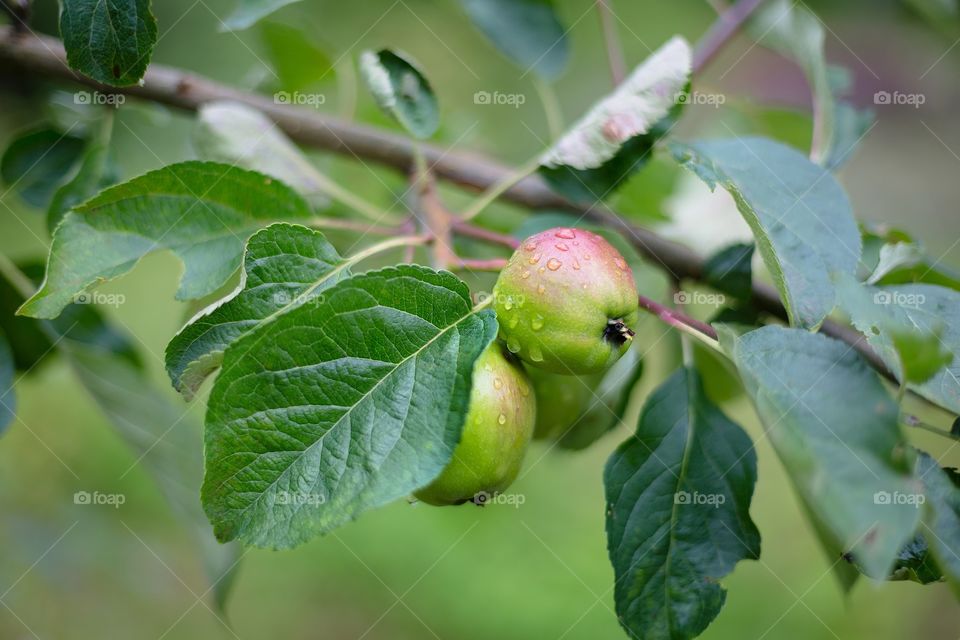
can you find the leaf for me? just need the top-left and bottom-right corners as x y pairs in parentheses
(193, 102), (330, 206)
(1, 128), (87, 208)
(260, 22), (334, 92)
(557, 345), (644, 450)
(59, 0), (158, 86)
(64, 341), (243, 611)
(867, 240), (960, 290)
(0, 329), (14, 435)
(727, 325), (920, 580)
(539, 37), (691, 204)
(671, 137), (861, 329)
(48, 113), (116, 231)
(703, 243), (754, 300)
(834, 276), (960, 413)
(916, 452), (960, 597)
(166, 223), (348, 398)
(0, 261), (141, 372)
(604, 367), (760, 640)
(202, 265), (498, 548)
(884, 535), (944, 584)
(18, 161), (313, 320)
(223, 0), (303, 30)
(459, 0), (569, 80)
(359, 49), (439, 139)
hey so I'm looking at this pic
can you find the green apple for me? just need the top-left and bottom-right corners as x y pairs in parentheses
(414, 342), (536, 506)
(492, 227), (639, 375)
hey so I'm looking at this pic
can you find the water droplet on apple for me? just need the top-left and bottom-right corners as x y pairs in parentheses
(521, 270), (531, 279)
(531, 315), (544, 330)
(498, 413), (507, 425)
(494, 377), (503, 390)
(529, 345), (544, 362)
(572, 259), (581, 270)
(555, 243), (569, 251)
(555, 228), (576, 240)
(506, 337), (521, 353)
(547, 258), (562, 271)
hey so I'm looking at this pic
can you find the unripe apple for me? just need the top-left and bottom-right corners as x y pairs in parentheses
(526, 366), (594, 440)
(492, 227), (638, 375)
(414, 342), (536, 506)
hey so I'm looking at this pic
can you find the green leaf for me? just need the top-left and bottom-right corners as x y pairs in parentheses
(604, 367), (760, 640)
(539, 37), (691, 204)
(223, 0), (302, 30)
(916, 452), (960, 597)
(671, 137), (861, 329)
(166, 223), (348, 398)
(202, 265), (497, 548)
(867, 240), (960, 290)
(193, 102), (330, 206)
(64, 341), (242, 611)
(884, 535), (944, 584)
(0, 261), (141, 372)
(0, 329), (14, 435)
(459, 0), (569, 80)
(728, 326), (920, 580)
(1, 128), (87, 208)
(359, 49), (439, 139)
(47, 113), (115, 231)
(59, 0), (158, 86)
(18, 161), (313, 320)
(834, 276), (960, 413)
(260, 21), (334, 92)
(703, 243), (754, 300)
(557, 345), (643, 450)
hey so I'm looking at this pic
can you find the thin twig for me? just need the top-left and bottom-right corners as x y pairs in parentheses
(596, 0), (627, 85)
(692, 0), (767, 73)
(638, 294), (720, 341)
(450, 220), (519, 250)
(450, 258), (508, 272)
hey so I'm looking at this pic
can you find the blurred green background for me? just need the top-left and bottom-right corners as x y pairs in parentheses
(2, 0), (960, 638)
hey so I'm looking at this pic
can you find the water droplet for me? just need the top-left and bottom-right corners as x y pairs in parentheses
(547, 258), (562, 271)
(531, 315), (544, 330)
(555, 228), (576, 240)
(528, 253), (542, 265)
(529, 345), (544, 362)
(503, 297), (513, 310)
(583, 253), (592, 260)
(519, 383), (530, 397)
(537, 284), (545, 294)
(555, 243), (569, 251)
(615, 257), (628, 271)
(538, 267), (546, 274)
(524, 241), (537, 251)
(582, 283), (588, 289)
(498, 413), (507, 425)
(572, 259), (581, 270)
(519, 270), (530, 280)
(494, 377), (503, 390)
(506, 337), (521, 353)
(508, 315), (519, 329)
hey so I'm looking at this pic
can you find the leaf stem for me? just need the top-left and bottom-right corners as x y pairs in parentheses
(637, 294), (722, 353)
(596, 0), (627, 85)
(901, 413), (960, 441)
(0, 251), (34, 299)
(533, 78), (564, 140)
(308, 216), (400, 235)
(459, 154), (543, 222)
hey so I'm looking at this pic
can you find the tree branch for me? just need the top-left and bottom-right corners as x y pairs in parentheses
(0, 25), (895, 385)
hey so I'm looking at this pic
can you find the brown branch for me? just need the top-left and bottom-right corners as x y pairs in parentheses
(0, 25), (895, 385)
(450, 220), (520, 251)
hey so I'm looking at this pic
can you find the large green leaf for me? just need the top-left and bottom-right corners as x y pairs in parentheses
(1, 128), (86, 208)
(260, 22), (334, 92)
(540, 37), (691, 204)
(604, 367), (760, 640)
(59, 0), (158, 86)
(459, 0), (569, 80)
(834, 277), (960, 414)
(359, 49), (439, 140)
(193, 102), (330, 207)
(18, 162), (313, 320)
(0, 329), (14, 435)
(166, 224), (348, 398)
(223, 0), (303, 30)
(672, 137), (860, 329)
(202, 265), (497, 548)
(727, 326), (920, 580)
(916, 452), (960, 597)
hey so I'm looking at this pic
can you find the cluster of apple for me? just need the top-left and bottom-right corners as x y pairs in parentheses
(415, 227), (640, 506)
